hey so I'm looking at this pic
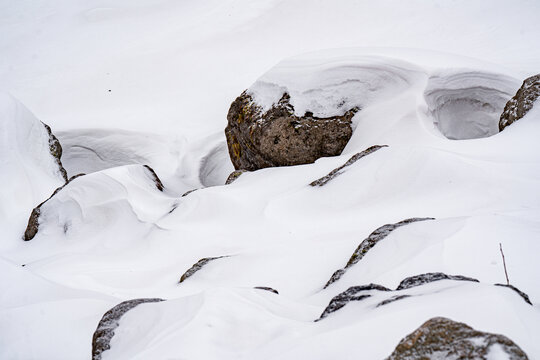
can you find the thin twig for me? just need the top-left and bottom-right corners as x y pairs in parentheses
(499, 243), (510, 285)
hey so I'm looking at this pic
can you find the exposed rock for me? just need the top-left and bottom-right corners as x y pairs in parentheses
(494, 284), (532, 305)
(499, 74), (540, 131)
(42, 121), (69, 182)
(385, 317), (529, 360)
(396, 272), (479, 291)
(142, 165), (164, 191)
(376, 294), (412, 307)
(254, 286), (279, 294)
(179, 256), (229, 283)
(92, 298), (164, 360)
(225, 169), (247, 185)
(316, 284), (390, 321)
(181, 189), (199, 197)
(324, 218), (435, 288)
(310, 145), (388, 186)
(23, 173), (85, 241)
(225, 92), (358, 171)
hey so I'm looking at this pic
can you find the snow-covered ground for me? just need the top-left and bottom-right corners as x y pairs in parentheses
(1, 1), (540, 359)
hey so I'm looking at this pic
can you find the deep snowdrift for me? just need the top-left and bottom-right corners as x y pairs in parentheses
(1, 1), (540, 359)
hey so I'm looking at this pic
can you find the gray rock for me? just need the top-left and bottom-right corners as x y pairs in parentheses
(499, 74), (540, 131)
(92, 298), (164, 360)
(494, 284), (532, 305)
(142, 165), (164, 191)
(396, 272), (479, 290)
(385, 317), (529, 359)
(254, 286), (279, 294)
(23, 174), (85, 241)
(179, 256), (229, 283)
(225, 92), (358, 171)
(316, 284), (390, 321)
(225, 169), (247, 185)
(324, 218), (435, 288)
(376, 294), (412, 308)
(41, 121), (69, 182)
(181, 189), (199, 197)
(310, 145), (388, 186)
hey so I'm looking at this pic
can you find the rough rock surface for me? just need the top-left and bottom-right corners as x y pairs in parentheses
(377, 295), (412, 307)
(225, 169), (247, 185)
(42, 121), (69, 182)
(310, 145), (387, 186)
(385, 317), (529, 360)
(324, 218), (435, 288)
(396, 272), (479, 290)
(225, 92), (358, 171)
(499, 74), (540, 131)
(254, 286), (279, 294)
(142, 165), (164, 191)
(23, 174), (85, 241)
(178, 256), (229, 283)
(316, 284), (390, 321)
(494, 284), (532, 305)
(91, 298), (164, 360)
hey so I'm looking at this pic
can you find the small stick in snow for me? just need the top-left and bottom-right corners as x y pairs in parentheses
(499, 243), (510, 285)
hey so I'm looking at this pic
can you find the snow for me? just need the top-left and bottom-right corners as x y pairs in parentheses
(1, 0), (540, 359)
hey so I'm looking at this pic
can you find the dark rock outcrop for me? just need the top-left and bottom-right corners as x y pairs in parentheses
(142, 165), (164, 191)
(495, 284), (532, 305)
(23, 174), (85, 241)
(396, 272), (479, 291)
(254, 286), (279, 294)
(385, 317), (529, 359)
(310, 145), (388, 186)
(316, 284), (390, 321)
(178, 256), (229, 283)
(324, 218), (435, 288)
(225, 92), (358, 171)
(225, 169), (247, 185)
(181, 189), (199, 197)
(499, 74), (540, 131)
(92, 298), (164, 360)
(376, 294), (411, 307)
(41, 121), (69, 182)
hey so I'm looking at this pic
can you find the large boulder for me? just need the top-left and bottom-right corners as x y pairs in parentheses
(499, 74), (540, 131)
(386, 317), (528, 359)
(225, 92), (357, 171)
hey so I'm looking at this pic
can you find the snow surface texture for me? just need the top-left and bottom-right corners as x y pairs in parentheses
(2, 1), (540, 359)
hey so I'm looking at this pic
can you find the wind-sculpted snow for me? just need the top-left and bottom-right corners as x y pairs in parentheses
(424, 71), (519, 139)
(23, 165), (175, 241)
(198, 141), (235, 186)
(324, 218), (435, 288)
(248, 55), (422, 118)
(317, 284), (391, 320)
(92, 298), (164, 360)
(0, 94), (68, 228)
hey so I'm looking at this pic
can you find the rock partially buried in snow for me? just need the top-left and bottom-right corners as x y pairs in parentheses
(23, 174), (85, 241)
(385, 317), (529, 359)
(225, 92), (357, 171)
(499, 74), (540, 131)
(178, 256), (230, 283)
(396, 272), (479, 290)
(225, 169), (247, 185)
(92, 298), (164, 360)
(317, 284), (391, 320)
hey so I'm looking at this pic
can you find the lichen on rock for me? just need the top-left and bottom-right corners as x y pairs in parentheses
(225, 91), (358, 171)
(499, 74), (540, 131)
(385, 317), (529, 359)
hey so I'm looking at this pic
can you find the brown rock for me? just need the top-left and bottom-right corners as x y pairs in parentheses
(225, 92), (357, 171)
(386, 317), (528, 359)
